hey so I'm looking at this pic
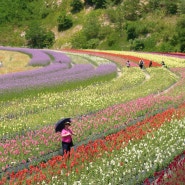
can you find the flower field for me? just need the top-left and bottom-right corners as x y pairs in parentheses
(0, 47), (185, 184)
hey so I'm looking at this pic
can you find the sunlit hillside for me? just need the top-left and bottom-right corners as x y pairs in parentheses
(0, 0), (185, 52)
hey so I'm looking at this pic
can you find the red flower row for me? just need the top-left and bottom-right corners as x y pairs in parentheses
(62, 49), (162, 67)
(1, 103), (185, 184)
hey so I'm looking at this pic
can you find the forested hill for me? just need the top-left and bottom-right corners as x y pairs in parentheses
(0, 0), (185, 52)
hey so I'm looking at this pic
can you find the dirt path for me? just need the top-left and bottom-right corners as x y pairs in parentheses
(117, 68), (122, 77)
(155, 82), (177, 97)
(143, 70), (150, 80)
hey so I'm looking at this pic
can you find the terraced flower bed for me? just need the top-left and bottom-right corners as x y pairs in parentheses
(1, 104), (185, 184)
(0, 48), (185, 184)
(0, 47), (117, 99)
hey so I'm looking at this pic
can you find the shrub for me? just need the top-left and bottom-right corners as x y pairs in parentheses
(165, 2), (178, 15)
(70, 0), (84, 13)
(126, 24), (137, 40)
(25, 22), (55, 48)
(130, 39), (145, 51)
(71, 31), (87, 49)
(57, 12), (73, 32)
(87, 38), (100, 49)
(180, 42), (185, 52)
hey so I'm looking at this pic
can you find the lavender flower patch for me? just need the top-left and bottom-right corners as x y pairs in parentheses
(95, 64), (117, 76)
(43, 49), (71, 65)
(0, 63), (69, 80)
(0, 46), (51, 66)
(0, 63), (117, 93)
(0, 64), (92, 92)
(0, 47), (117, 94)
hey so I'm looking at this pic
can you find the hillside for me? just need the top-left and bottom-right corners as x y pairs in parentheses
(0, 0), (185, 52)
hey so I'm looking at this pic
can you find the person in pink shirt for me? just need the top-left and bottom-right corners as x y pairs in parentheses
(61, 121), (75, 155)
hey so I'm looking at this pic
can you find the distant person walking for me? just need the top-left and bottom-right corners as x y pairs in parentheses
(139, 59), (144, 69)
(149, 60), (152, 68)
(161, 61), (167, 68)
(126, 60), (130, 68)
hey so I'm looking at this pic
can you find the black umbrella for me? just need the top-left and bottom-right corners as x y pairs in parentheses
(55, 117), (71, 132)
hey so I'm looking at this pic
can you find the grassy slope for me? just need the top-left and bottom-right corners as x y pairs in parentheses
(0, 3), (179, 51)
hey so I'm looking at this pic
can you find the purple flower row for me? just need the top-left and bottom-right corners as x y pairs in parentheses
(43, 49), (71, 64)
(0, 46), (51, 66)
(0, 63), (117, 92)
(0, 47), (117, 93)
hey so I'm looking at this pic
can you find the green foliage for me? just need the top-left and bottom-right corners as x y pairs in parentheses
(148, 0), (179, 15)
(176, 15), (185, 51)
(170, 34), (179, 46)
(25, 22), (55, 48)
(57, 12), (73, 31)
(84, 0), (107, 9)
(84, 0), (94, 7)
(71, 31), (87, 48)
(159, 42), (175, 52)
(83, 11), (101, 39)
(178, 0), (185, 14)
(111, 0), (122, 5)
(107, 32), (118, 47)
(87, 38), (100, 48)
(98, 25), (112, 40)
(148, 0), (160, 11)
(70, 0), (84, 13)
(106, 4), (125, 37)
(41, 9), (50, 19)
(106, 8), (117, 23)
(142, 37), (157, 51)
(165, 2), (178, 15)
(137, 25), (149, 35)
(93, 0), (107, 9)
(130, 39), (145, 51)
(180, 43), (185, 52)
(0, 0), (51, 24)
(126, 24), (137, 40)
(1, 0), (185, 52)
(122, 0), (141, 21)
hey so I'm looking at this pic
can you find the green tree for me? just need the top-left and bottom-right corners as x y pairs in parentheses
(25, 22), (55, 48)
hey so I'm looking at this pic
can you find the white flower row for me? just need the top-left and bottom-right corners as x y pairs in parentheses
(49, 117), (185, 185)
